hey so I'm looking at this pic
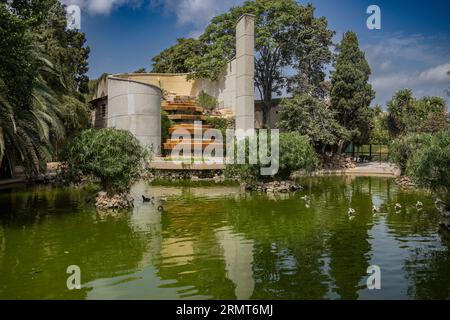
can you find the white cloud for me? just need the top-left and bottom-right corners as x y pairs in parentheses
(61, 0), (244, 34)
(60, 0), (143, 15)
(370, 63), (450, 106)
(150, 0), (244, 36)
(418, 63), (450, 83)
(363, 34), (450, 106)
(372, 63), (450, 90)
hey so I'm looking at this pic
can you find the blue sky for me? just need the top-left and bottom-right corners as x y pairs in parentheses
(61, 0), (450, 107)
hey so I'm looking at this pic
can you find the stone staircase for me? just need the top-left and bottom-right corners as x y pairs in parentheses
(163, 96), (223, 154)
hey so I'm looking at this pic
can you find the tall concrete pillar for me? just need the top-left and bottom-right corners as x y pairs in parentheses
(235, 14), (255, 132)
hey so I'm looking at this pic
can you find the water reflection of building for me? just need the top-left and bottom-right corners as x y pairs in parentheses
(128, 183), (254, 299)
(216, 227), (255, 300)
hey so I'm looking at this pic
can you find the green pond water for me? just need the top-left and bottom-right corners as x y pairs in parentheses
(0, 176), (449, 300)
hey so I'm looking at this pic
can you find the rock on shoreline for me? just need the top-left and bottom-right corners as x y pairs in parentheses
(95, 191), (134, 210)
(395, 176), (417, 189)
(244, 181), (302, 194)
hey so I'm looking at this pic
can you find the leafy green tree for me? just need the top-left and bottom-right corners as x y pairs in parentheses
(0, 1), (91, 177)
(184, 0), (333, 127)
(61, 129), (147, 193)
(151, 38), (202, 73)
(407, 130), (450, 210)
(387, 90), (448, 136)
(287, 4), (334, 98)
(278, 95), (349, 154)
(330, 31), (375, 151)
(370, 106), (390, 145)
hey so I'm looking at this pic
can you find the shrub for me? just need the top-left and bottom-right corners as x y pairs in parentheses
(197, 90), (218, 112)
(278, 132), (319, 179)
(389, 133), (432, 174)
(61, 128), (147, 193)
(205, 116), (235, 137)
(224, 132), (319, 182)
(407, 130), (450, 210)
(161, 111), (173, 155)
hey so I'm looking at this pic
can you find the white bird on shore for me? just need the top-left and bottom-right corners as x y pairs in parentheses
(300, 195), (309, 201)
(416, 201), (423, 209)
(348, 208), (356, 216)
(395, 203), (402, 211)
(372, 205), (379, 213)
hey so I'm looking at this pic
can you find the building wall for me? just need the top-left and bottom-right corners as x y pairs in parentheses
(191, 59), (237, 113)
(116, 60), (237, 113)
(107, 77), (162, 153)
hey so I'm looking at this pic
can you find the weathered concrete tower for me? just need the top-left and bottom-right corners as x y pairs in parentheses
(235, 14), (255, 132)
(107, 76), (162, 154)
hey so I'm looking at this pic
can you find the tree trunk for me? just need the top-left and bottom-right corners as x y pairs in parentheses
(262, 89), (272, 128)
(337, 140), (345, 156)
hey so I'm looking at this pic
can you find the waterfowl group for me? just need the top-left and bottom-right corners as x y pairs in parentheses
(142, 194), (165, 211)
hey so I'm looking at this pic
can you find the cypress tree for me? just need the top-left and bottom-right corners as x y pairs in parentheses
(331, 31), (375, 150)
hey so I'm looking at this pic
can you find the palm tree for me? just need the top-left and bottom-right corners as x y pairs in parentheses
(0, 42), (70, 177)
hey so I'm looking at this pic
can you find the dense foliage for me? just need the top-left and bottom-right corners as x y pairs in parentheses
(389, 133), (432, 174)
(277, 132), (319, 179)
(390, 130), (450, 210)
(161, 111), (173, 142)
(151, 38), (202, 73)
(151, 0), (334, 127)
(0, 1), (90, 177)
(205, 116), (235, 137)
(407, 130), (450, 210)
(225, 132), (319, 181)
(61, 129), (147, 193)
(161, 111), (173, 155)
(331, 31), (375, 150)
(197, 91), (218, 113)
(387, 89), (448, 137)
(279, 95), (349, 154)
(370, 106), (390, 145)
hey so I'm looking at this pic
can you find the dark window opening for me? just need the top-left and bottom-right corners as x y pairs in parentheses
(101, 104), (107, 118)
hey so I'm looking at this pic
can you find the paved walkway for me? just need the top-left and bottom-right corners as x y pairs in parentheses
(317, 162), (400, 177)
(150, 158), (400, 177)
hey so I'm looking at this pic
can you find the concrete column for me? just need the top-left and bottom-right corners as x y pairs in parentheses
(235, 14), (255, 132)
